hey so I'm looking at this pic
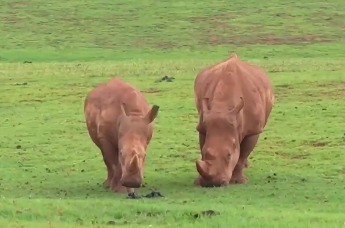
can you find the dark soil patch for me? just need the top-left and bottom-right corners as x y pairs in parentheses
(136, 210), (165, 217)
(190, 12), (340, 46)
(106, 220), (116, 225)
(207, 35), (222, 45)
(278, 152), (310, 160)
(266, 173), (278, 183)
(8, 1), (31, 8)
(189, 16), (208, 23)
(126, 191), (164, 199)
(305, 81), (345, 99)
(193, 210), (220, 219)
(126, 192), (141, 199)
(273, 84), (295, 100)
(315, 81), (344, 89)
(275, 81), (345, 101)
(291, 154), (310, 160)
(155, 76), (175, 83)
(141, 88), (161, 94)
(144, 191), (164, 198)
(309, 141), (328, 147)
(133, 38), (147, 48)
(311, 12), (345, 30)
(227, 35), (333, 45)
(275, 84), (292, 89)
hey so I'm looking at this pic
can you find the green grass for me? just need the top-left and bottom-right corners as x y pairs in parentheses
(1, 0), (345, 227)
(1, 0), (345, 61)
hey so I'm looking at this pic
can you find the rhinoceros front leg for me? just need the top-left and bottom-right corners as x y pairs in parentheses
(98, 140), (116, 189)
(198, 132), (206, 151)
(102, 160), (113, 189)
(230, 134), (260, 184)
(109, 160), (136, 194)
(99, 139), (125, 193)
(109, 164), (128, 193)
(196, 119), (205, 151)
(194, 129), (206, 186)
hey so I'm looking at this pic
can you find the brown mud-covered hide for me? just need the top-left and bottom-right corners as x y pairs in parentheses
(84, 77), (159, 194)
(194, 54), (275, 187)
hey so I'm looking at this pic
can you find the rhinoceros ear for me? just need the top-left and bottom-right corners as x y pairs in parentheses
(120, 103), (128, 117)
(144, 105), (159, 123)
(229, 96), (244, 114)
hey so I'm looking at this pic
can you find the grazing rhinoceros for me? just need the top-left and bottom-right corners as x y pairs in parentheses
(84, 77), (159, 194)
(194, 54), (275, 187)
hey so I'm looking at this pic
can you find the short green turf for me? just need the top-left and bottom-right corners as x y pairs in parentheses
(0, 0), (345, 227)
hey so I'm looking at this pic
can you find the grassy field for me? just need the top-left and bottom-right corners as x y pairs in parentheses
(1, 0), (345, 227)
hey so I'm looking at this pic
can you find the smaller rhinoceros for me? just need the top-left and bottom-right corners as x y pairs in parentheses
(84, 77), (159, 194)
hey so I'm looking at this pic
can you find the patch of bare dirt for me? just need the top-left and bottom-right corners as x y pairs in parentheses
(274, 84), (294, 99)
(203, 34), (333, 46)
(19, 99), (43, 103)
(3, 15), (23, 24)
(207, 35), (222, 45)
(276, 84), (293, 89)
(317, 81), (345, 89)
(305, 81), (345, 99)
(189, 14), (337, 45)
(189, 16), (208, 23)
(308, 140), (328, 147)
(278, 152), (310, 160)
(192, 210), (220, 219)
(9, 1), (30, 7)
(311, 12), (345, 30)
(291, 154), (310, 160)
(275, 81), (345, 100)
(133, 39), (147, 48)
(141, 88), (161, 94)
